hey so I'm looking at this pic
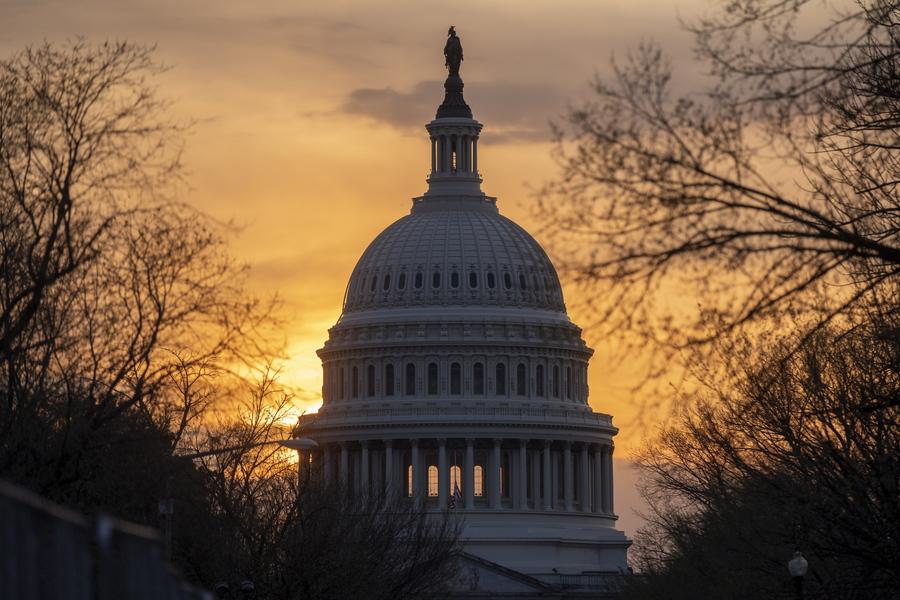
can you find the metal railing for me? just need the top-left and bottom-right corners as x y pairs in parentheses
(0, 480), (211, 600)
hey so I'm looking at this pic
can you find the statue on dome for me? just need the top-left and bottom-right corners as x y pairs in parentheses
(444, 26), (463, 76)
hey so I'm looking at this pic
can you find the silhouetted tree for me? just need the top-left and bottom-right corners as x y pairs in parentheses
(0, 39), (279, 519)
(624, 317), (900, 598)
(174, 376), (463, 600)
(539, 0), (900, 378)
(540, 4), (900, 592)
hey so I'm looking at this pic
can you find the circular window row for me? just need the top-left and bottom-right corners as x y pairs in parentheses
(345, 265), (565, 311)
(362, 269), (554, 293)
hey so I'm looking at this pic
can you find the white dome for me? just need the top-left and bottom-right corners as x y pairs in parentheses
(341, 198), (566, 316)
(303, 43), (630, 582)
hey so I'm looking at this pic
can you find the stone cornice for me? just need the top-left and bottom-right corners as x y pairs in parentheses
(305, 404), (617, 434)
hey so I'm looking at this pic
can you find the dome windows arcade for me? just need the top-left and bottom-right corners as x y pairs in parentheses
(323, 357), (588, 404)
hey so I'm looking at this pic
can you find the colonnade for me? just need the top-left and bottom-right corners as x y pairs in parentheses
(314, 437), (615, 514)
(430, 131), (478, 174)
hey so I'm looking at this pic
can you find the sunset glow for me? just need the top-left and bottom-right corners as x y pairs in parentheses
(3, 0), (711, 534)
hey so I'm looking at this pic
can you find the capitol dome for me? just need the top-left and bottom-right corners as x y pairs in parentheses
(300, 28), (630, 592)
(341, 200), (567, 315)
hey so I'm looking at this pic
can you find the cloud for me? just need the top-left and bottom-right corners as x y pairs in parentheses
(340, 79), (568, 144)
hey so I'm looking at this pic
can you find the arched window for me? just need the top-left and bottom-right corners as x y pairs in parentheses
(398, 272), (407, 290)
(566, 366), (572, 400)
(469, 272), (478, 288)
(450, 465), (461, 495)
(427, 362), (439, 395)
(450, 362), (461, 394)
(432, 271), (441, 288)
(369, 276), (377, 292)
(451, 271), (460, 288)
(536, 364), (545, 397)
(487, 272), (496, 289)
(533, 274), (541, 290)
(503, 272), (513, 289)
(553, 366), (560, 398)
(473, 362), (484, 395)
(382, 274), (391, 290)
(427, 451), (439, 497)
(406, 363), (416, 395)
(428, 466), (439, 496)
(495, 363), (506, 395)
(518, 272), (528, 289)
(449, 450), (463, 495)
(339, 367), (345, 399)
(352, 366), (359, 398)
(516, 364), (527, 396)
(385, 364), (395, 396)
(474, 451), (486, 497)
(367, 364), (376, 397)
(414, 272), (424, 289)
(404, 451), (414, 498)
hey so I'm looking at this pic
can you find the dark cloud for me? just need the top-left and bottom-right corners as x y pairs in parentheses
(340, 80), (568, 144)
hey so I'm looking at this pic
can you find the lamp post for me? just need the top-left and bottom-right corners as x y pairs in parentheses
(161, 437), (319, 560)
(787, 551), (809, 600)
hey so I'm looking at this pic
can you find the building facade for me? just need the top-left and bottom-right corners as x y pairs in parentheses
(299, 30), (630, 592)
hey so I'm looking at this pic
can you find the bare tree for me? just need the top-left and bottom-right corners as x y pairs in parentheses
(0, 40), (280, 517)
(174, 375), (463, 600)
(625, 316), (900, 597)
(539, 0), (900, 381)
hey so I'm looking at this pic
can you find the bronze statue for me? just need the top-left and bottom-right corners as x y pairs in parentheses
(444, 26), (463, 76)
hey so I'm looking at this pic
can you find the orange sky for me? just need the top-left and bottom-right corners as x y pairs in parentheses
(1, 0), (713, 536)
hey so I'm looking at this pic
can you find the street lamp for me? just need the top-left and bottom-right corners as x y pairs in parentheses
(214, 580), (257, 599)
(788, 551), (809, 600)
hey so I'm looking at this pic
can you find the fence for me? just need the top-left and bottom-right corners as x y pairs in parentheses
(0, 479), (211, 600)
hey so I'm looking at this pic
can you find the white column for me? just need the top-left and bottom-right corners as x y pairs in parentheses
(491, 438), (502, 509)
(438, 438), (448, 510)
(360, 441), (369, 493)
(411, 439), (421, 504)
(323, 447), (333, 483)
(564, 441), (574, 511)
(460, 134), (468, 171)
(444, 135), (452, 172)
(518, 439), (529, 510)
(465, 438), (475, 509)
(593, 445), (604, 514)
(542, 440), (552, 511)
(580, 444), (590, 512)
(384, 439), (394, 500)
(605, 445), (615, 514)
(372, 449), (382, 496)
(430, 136), (436, 173)
(340, 442), (349, 486)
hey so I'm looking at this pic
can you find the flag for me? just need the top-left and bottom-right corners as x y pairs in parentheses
(449, 483), (462, 509)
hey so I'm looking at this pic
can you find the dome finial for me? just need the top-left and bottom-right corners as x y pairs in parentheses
(444, 26), (463, 76)
(436, 27), (472, 119)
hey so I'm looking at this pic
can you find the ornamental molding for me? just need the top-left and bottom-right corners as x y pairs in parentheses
(319, 345), (593, 361)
